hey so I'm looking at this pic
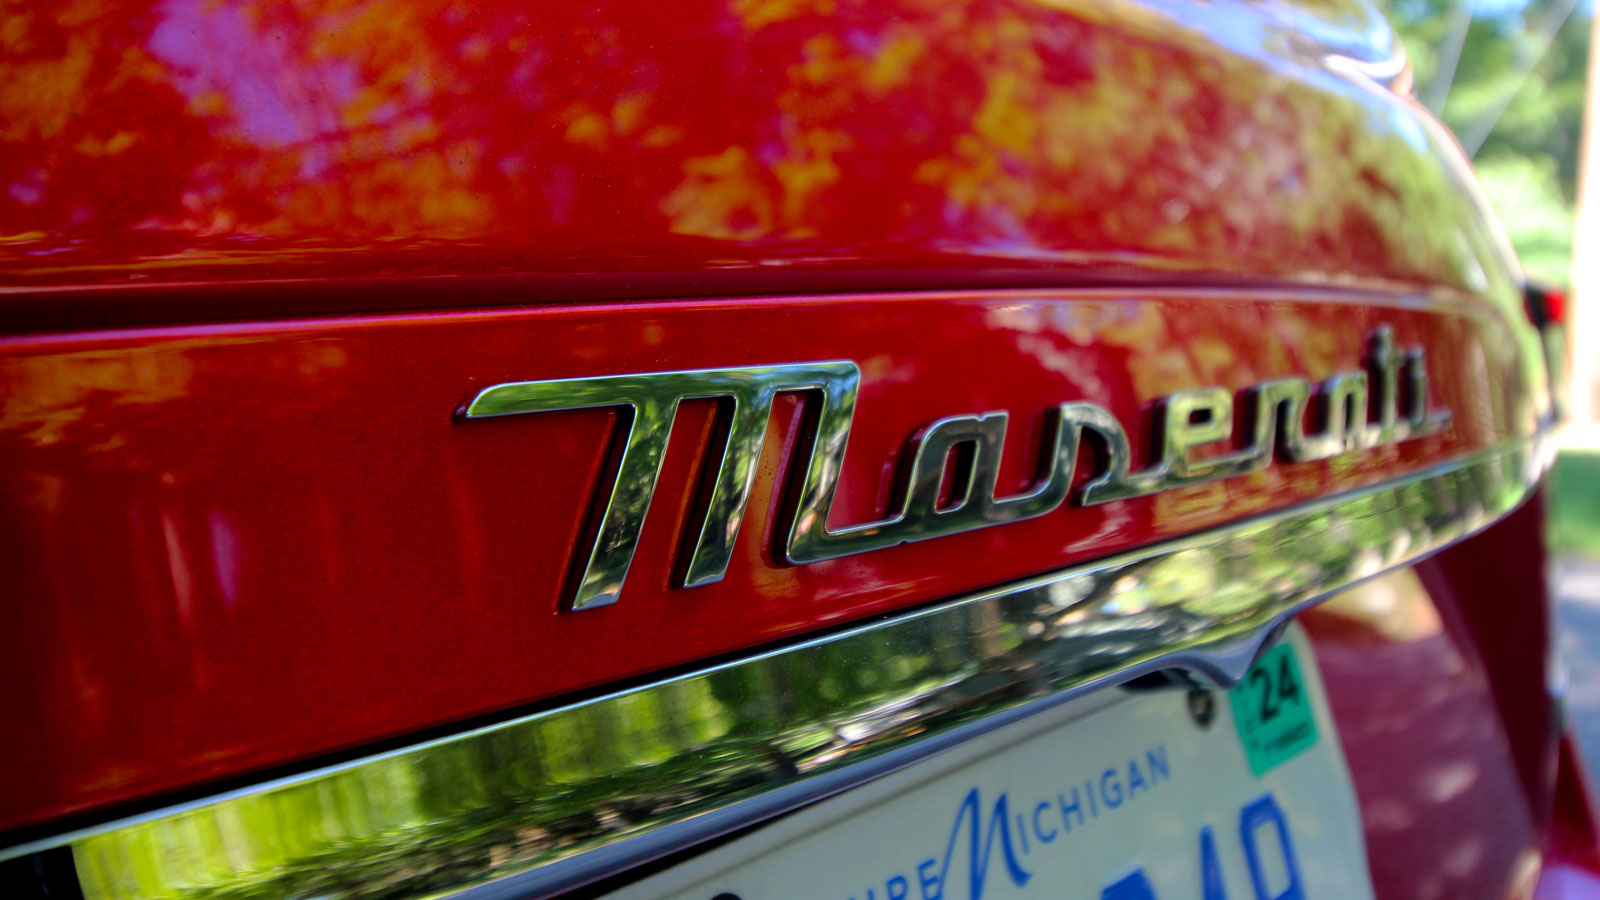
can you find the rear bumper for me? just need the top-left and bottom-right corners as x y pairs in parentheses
(4, 438), (1561, 899)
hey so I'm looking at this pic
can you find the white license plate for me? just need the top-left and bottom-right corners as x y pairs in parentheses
(608, 624), (1374, 900)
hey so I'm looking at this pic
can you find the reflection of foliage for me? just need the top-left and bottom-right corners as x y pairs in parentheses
(0, 3), (219, 237)
(71, 444), (1534, 900)
(1383, 0), (1591, 284)
(1551, 448), (1600, 558)
(73, 626), (964, 900)
(0, 0), (1523, 297)
(1475, 153), (1578, 282)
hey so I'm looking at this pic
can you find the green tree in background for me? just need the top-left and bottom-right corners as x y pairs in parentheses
(1384, 0), (1593, 283)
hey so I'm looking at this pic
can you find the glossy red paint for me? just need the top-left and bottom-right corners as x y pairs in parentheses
(1547, 735), (1600, 878)
(1305, 495), (1599, 899)
(0, 3), (1574, 898)
(0, 0), (1517, 330)
(1422, 491), (1561, 833)
(1305, 567), (1543, 899)
(0, 287), (1540, 836)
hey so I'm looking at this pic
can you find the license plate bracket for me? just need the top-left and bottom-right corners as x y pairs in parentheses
(606, 625), (1374, 900)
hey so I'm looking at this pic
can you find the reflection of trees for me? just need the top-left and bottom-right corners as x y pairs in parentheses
(72, 445), (1532, 900)
(75, 621), (965, 899)
(1, 0), (1514, 298)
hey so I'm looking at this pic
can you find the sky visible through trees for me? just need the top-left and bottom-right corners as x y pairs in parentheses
(1385, 0), (1596, 283)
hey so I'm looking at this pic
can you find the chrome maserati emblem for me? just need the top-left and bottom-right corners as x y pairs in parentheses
(461, 326), (1448, 610)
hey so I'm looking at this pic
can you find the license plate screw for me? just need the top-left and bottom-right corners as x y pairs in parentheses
(1187, 689), (1216, 729)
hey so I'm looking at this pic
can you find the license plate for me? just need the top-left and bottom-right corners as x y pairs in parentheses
(607, 624), (1374, 900)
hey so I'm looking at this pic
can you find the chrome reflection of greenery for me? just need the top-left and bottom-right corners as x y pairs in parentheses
(71, 444), (1537, 900)
(75, 629), (975, 900)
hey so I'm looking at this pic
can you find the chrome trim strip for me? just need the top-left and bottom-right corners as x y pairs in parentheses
(13, 439), (1545, 900)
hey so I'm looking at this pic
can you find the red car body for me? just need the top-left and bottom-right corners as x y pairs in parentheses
(0, 0), (1589, 897)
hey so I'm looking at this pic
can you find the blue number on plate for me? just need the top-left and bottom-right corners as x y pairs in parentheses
(1101, 869), (1157, 900)
(1200, 826), (1226, 900)
(1102, 793), (1302, 900)
(1238, 794), (1303, 900)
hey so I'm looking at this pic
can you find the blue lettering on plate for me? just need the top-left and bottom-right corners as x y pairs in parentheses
(845, 744), (1170, 900)
(1031, 800), (1057, 844)
(1127, 757), (1146, 799)
(926, 788), (1032, 900)
(1146, 746), (1169, 782)
(916, 859), (941, 900)
(1058, 787), (1085, 833)
(1101, 769), (1123, 809)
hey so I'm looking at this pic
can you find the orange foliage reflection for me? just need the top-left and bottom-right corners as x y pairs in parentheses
(0, 0), (1511, 296)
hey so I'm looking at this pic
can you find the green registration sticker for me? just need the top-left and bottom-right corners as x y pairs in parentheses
(1229, 640), (1319, 776)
